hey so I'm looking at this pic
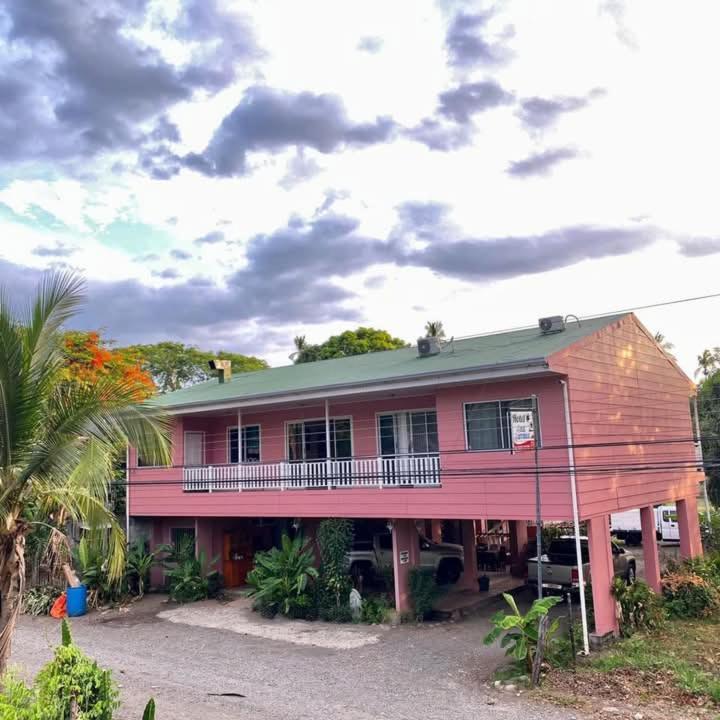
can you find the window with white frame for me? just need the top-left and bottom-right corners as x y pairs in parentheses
(465, 398), (538, 451)
(377, 410), (438, 456)
(286, 418), (352, 461)
(227, 425), (261, 463)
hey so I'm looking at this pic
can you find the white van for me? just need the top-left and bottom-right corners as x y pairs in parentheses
(611, 504), (680, 545)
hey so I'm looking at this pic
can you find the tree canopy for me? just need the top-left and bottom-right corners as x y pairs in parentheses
(698, 369), (720, 506)
(61, 330), (155, 400)
(293, 327), (408, 364)
(120, 342), (268, 393)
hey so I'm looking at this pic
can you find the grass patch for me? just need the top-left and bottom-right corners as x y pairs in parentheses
(589, 625), (720, 702)
(541, 618), (720, 715)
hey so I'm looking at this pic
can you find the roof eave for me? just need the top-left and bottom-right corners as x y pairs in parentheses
(157, 357), (551, 415)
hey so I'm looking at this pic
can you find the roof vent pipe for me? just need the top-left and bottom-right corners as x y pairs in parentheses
(208, 358), (232, 383)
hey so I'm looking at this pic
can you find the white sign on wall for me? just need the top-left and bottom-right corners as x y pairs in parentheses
(399, 550), (410, 565)
(510, 410), (536, 450)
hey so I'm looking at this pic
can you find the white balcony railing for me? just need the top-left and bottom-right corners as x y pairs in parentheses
(182, 455), (441, 492)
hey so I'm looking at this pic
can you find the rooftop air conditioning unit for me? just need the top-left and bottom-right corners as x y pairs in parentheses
(417, 336), (442, 357)
(538, 316), (565, 334)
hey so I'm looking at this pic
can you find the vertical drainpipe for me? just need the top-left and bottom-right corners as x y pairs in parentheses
(325, 399), (331, 489)
(560, 379), (590, 656)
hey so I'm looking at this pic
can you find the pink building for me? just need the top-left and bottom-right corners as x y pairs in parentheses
(129, 313), (703, 639)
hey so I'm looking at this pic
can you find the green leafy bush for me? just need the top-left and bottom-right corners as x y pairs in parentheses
(246, 533), (318, 618)
(484, 593), (561, 672)
(361, 595), (389, 624)
(316, 519), (353, 619)
(125, 540), (155, 598)
(21, 585), (62, 616)
(701, 508), (720, 552)
(158, 536), (219, 603)
(75, 534), (121, 608)
(662, 571), (719, 618)
(612, 578), (666, 637)
(408, 567), (442, 621)
(0, 620), (157, 719)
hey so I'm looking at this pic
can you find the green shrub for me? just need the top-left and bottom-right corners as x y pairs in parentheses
(662, 571), (719, 618)
(158, 536), (219, 603)
(701, 508), (720, 552)
(408, 567), (442, 621)
(75, 533), (121, 608)
(0, 621), (157, 719)
(124, 540), (155, 598)
(484, 593), (561, 673)
(317, 519), (353, 608)
(21, 585), (62, 616)
(361, 595), (389, 624)
(612, 578), (666, 637)
(246, 533), (318, 617)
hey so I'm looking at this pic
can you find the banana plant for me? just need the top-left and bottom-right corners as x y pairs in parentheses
(483, 593), (561, 672)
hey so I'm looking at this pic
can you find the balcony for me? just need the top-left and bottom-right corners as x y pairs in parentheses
(182, 455), (441, 492)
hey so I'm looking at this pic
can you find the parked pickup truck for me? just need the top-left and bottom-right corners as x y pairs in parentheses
(527, 536), (636, 592)
(349, 532), (465, 585)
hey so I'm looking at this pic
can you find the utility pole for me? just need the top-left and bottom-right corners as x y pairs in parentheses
(533, 395), (543, 600)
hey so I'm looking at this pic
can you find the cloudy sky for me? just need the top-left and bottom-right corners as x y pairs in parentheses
(1, 0), (719, 374)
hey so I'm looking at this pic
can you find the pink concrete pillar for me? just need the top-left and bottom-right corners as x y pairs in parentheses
(392, 519), (419, 613)
(195, 518), (214, 572)
(150, 519), (165, 589)
(587, 514), (618, 638)
(457, 520), (478, 590)
(430, 519), (443, 543)
(677, 495), (703, 559)
(509, 520), (529, 578)
(640, 506), (661, 593)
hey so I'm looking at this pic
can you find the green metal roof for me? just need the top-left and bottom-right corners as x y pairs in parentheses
(153, 314), (628, 410)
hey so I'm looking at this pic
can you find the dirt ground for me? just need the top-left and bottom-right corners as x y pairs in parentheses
(14, 592), (575, 720)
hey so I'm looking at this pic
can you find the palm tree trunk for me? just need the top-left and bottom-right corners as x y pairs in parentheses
(0, 531), (27, 677)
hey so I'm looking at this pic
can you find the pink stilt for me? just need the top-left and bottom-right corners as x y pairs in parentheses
(587, 514), (618, 638)
(392, 519), (419, 613)
(457, 520), (478, 590)
(640, 506), (661, 593)
(677, 495), (703, 559)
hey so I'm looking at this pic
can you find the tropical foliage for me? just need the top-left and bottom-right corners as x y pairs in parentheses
(121, 342), (267, 392)
(245, 533), (319, 618)
(0, 620), (156, 719)
(611, 578), (666, 637)
(316, 519), (353, 613)
(408, 567), (442, 621)
(124, 540), (155, 599)
(292, 327), (407, 363)
(0, 273), (170, 673)
(697, 370), (720, 506)
(158, 536), (219, 603)
(483, 593), (561, 672)
(61, 330), (155, 400)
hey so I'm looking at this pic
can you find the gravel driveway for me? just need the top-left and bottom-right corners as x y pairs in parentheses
(13, 592), (577, 720)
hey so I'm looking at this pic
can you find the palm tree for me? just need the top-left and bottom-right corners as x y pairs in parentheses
(424, 321), (445, 339)
(696, 348), (720, 379)
(653, 331), (676, 359)
(0, 273), (170, 673)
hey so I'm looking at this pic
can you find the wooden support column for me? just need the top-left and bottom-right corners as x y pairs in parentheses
(392, 519), (419, 613)
(509, 520), (529, 578)
(457, 520), (478, 590)
(640, 506), (661, 593)
(587, 514), (618, 639)
(677, 495), (703, 559)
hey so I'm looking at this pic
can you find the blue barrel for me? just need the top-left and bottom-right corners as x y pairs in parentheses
(66, 585), (87, 617)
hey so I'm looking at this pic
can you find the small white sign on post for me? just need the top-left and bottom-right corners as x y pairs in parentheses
(510, 410), (536, 451)
(399, 550), (410, 565)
